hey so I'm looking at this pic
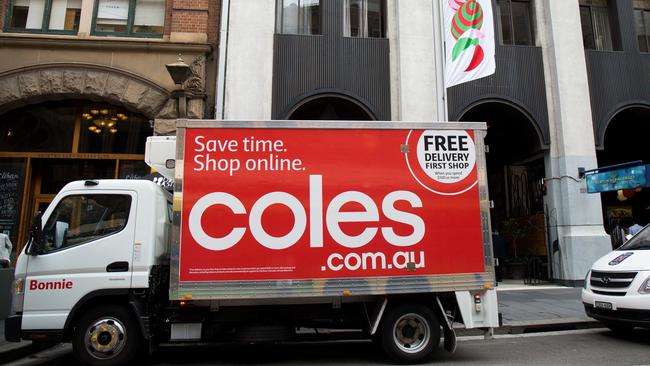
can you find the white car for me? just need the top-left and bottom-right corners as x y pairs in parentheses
(582, 226), (650, 332)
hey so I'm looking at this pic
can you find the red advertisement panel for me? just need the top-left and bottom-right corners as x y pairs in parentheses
(180, 128), (485, 282)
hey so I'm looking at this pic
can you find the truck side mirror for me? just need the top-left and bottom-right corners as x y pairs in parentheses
(27, 212), (46, 255)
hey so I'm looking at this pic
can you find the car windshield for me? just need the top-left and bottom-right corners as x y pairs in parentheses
(618, 225), (650, 250)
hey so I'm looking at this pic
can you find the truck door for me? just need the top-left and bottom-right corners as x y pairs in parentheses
(22, 192), (137, 331)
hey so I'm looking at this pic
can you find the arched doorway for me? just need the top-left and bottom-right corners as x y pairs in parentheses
(459, 101), (547, 280)
(0, 100), (153, 256)
(287, 95), (375, 120)
(597, 105), (650, 246)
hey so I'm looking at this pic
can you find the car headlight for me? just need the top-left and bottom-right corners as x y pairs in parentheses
(639, 276), (650, 294)
(583, 270), (591, 289)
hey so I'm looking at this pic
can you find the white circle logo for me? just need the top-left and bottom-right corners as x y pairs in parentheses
(416, 130), (476, 184)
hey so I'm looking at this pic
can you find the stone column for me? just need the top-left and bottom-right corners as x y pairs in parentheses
(223, 0), (275, 120)
(387, 0), (444, 121)
(536, 0), (611, 285)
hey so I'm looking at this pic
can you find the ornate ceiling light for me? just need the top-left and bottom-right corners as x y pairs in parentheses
(82, 107), (128, 134)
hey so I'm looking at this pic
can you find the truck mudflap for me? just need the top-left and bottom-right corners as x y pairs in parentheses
(434, 297), (457, 353)
(4, 315), (22, 342)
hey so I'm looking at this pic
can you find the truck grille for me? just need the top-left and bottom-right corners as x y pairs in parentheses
(590, 271), (637, 289)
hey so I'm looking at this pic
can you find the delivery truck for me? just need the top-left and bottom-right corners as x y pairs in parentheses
(5, 120), (498, 365)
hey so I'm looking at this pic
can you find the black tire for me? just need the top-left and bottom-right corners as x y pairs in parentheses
(604, 322), (635, 335)
(72, 305), (141, 366)
(379, 304), (441, 364)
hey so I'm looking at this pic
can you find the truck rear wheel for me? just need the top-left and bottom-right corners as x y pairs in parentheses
(72, 305), (141, 366)
(379, 304), (440, 364)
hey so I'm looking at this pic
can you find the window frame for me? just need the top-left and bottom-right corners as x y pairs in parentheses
(275, 0), (322, 36)
(342, 0), (386, 39)
(39, 193), (133, 254)
(634, 6), (650, 53)
(3, 0), (81, 35)
(497, 0), (535, 46)
(579, 0), (615, 51)
(91, 0), (164, 38)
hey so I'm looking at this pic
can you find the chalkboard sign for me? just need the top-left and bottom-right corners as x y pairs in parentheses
(0, 162), (24, 246)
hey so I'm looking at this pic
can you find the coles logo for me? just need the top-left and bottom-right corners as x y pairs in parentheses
(405, 130), (478, 195)
(180, 127), (486, 282)
(189, 175), (424, 251)
(29, 279), (73, 291)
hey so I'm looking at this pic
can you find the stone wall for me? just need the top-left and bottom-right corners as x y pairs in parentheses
(0, 64), (170, 119)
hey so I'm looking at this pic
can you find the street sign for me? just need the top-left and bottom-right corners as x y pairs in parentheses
(585, 164), (649, 193)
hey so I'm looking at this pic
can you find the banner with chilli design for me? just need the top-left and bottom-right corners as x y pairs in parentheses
(444, 0), (496, 87)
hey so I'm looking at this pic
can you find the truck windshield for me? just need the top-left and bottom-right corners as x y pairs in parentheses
(618, 226), (650, 250)
(42, 194), (132, 252)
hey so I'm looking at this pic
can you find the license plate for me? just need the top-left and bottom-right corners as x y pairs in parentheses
(595, 301), (613, 310)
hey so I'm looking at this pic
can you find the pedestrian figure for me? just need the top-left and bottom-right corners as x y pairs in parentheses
(0, 232), (12, 268)
(628, 219), (643, 237)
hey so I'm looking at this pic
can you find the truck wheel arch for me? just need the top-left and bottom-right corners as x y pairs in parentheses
(63, 289), (132, 341)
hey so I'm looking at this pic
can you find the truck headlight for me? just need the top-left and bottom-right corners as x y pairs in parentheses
(639, 277), (650, 294)
(583, 270), (590, 289)
(13, 278), (24, 295)
(12, 278), (25, 313)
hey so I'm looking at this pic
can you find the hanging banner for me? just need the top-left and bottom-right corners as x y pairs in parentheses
(444, 0), (496, 88)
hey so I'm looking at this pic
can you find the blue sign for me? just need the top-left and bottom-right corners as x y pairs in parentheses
(586, 165), (649, 193)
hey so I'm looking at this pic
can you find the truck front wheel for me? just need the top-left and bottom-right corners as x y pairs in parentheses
(379, 304), (440, 364)
(72, 305), (141, 366)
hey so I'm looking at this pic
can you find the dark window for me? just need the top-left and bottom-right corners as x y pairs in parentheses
(0, 101), (152, 154)
(344, 0), (385, 38)
(634, 1), (650, 52)
(579, 0), (614, 51)
(497, 0), (534, 45)
(93, 0), (164, 37)
(276, 0), (321, 35)
(5, 0), (80, 33)
(0, 102), (76, 153)
(39, 160), (115, 194)
(42, 194), (131, 252)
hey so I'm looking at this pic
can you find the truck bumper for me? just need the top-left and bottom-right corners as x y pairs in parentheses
(4, 315), (22, 342)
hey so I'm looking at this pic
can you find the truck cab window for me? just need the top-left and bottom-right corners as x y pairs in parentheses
(41, 194), (131, 252)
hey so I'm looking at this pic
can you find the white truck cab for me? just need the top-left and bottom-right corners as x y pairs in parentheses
(582, 225), (650, 331)
(7, 179), (171, 364)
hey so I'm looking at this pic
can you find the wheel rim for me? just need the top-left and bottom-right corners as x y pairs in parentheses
(392, 313), (431, 354)
(83, 317), (128, 360)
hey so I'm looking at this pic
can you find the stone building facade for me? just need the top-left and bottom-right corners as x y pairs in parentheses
(0, 0), (219, 252)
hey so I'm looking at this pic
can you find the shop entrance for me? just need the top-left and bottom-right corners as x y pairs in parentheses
(597, 105), (650, 248)
(0, 100), (153, 257)
(459, 102), (547, 280)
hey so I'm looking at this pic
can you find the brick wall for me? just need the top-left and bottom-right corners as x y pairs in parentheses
(170, 0), (210, 35)
(208, 0), (220, 48)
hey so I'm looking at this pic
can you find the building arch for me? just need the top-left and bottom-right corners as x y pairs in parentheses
(459, 99), (548, 274)
(0, 63), (171, 119)
(596, 101), (650, 149)
(455, 96), (548, 149)
(282, 91), (378, 120)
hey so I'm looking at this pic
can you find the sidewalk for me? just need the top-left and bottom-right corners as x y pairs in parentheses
(0, 319), (35, 363)
(495, 280), (599, 332)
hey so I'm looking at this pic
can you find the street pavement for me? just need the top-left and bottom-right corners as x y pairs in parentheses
(0, 280), (597, 362)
